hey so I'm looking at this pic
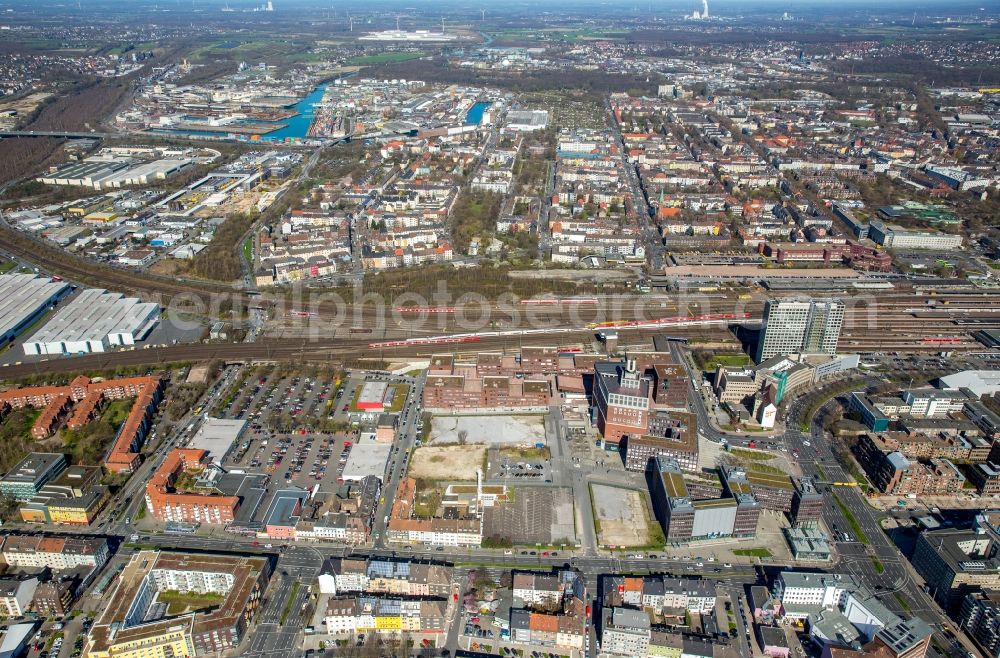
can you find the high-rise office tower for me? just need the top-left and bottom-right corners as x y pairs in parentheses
(755, 298), (845, 362)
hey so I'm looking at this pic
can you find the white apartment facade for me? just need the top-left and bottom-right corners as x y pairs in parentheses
(755, 298), (845, 362)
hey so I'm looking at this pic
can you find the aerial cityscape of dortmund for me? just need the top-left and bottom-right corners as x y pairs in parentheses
(0, 0), (997, 657)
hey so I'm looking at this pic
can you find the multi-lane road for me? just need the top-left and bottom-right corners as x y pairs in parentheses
(607, 100), (664, 270)
(3, 236), (999, 658)
(371, 370), (426, 549)
(786, 392), (980, 658)
(245, 544), (324, 658)
(118, 528), (762, 658)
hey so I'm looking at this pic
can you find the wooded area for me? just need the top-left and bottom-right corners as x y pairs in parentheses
(23, 78), (132, 132)
(190, 213), (254, 282)
(62, 399), (132, 465)
(829, 55), (999, 87)
(449, 189), (502, 253)
(0, 138), (66, 189)
(0, 408), (41, 475)
(0, 76), (135, 186)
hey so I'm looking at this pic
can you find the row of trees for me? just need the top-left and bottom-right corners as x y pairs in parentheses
(165, 382), (209, 422)
(271, 413), (351, 434)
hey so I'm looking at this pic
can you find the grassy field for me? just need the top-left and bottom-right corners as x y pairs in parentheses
(729, 448), (776, 462)
(242, 235), (253, 265)
(289, 52), (329, 63)
(733, 547), (772, 558)
(409, 445), (486, 481)
(499, 446), (551, 461)
(103, 398), (133, 426)
(191, 37), (304, 62)
(347, 52), (422, 65)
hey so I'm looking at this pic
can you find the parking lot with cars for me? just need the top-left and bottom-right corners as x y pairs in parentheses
(489, 451), (551, 482)
(23, 607), (93, 658)
(215, 367), (342, 428)
(216, 367), (360, 496)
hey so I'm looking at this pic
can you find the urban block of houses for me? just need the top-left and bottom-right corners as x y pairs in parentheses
(318, 557), (453, 598)
(86, 550), (271, 658)
(386, 477), (482, 547)
(508, 569), (588, 654)
(0, 375), (163, 473)
(323, 596), (449, 639)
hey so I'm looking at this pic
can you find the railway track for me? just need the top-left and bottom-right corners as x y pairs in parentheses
(5, 220), (1000, 328)
(0, 325), (737, 379)
(3, 306), (994, 381)
(6, 211), (1000, 351)
(0, 222), (237, 303)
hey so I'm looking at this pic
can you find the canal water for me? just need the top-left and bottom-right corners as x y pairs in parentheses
(149, 83), (328, 141)
(465, 101), (490, 125)
(263, 83), (327, 141)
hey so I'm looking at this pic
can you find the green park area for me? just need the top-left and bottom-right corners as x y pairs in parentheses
(692, 351), (752, 372)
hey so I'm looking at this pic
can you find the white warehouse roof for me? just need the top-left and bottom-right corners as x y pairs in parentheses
(0, 274), (70, 344)
(939, 370), (1000, 398)
(22, 287), (159, 356)
(188, 417), (247, 465)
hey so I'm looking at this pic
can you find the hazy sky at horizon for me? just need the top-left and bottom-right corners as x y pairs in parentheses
(4, 0), (996, 8)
